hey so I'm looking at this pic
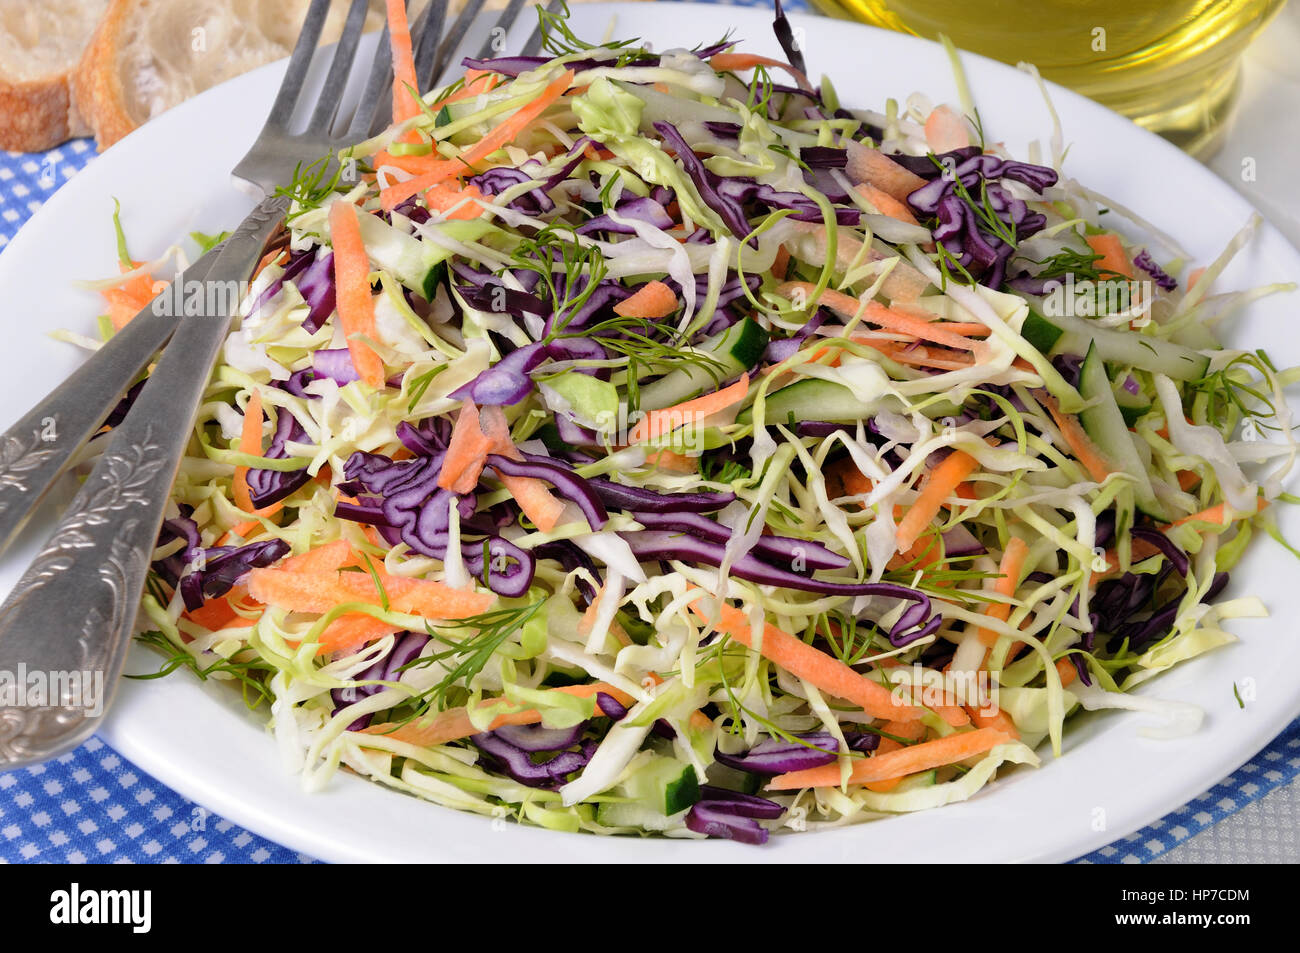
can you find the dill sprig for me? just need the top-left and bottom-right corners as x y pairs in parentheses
(539, 0), (640, 57)
(1193, 349), (1288, 436)
(395, 601), (546, 718)
(275, 154), (351, 221)
(406, 364), (447, 413)
(127, 630), (274, 709)
(514, 221), (609, 333)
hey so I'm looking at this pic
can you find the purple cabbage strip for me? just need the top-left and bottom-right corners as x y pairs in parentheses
(576, 195), (675, 236)
(449, 341), (549, 406)
(312, 347), (361, 387)
(179, 538), (290, 612)
(484, 453), (609, 529)
(595, 692), (628, 720)
(772, 0), (807, 75)
(493, 722), (586, 752)
(471, 732), (597, 788)
(1133, 249), (1178, 291)
(533, 540), (603, 605)
(332, 631), (429, 731)
(630, 509), (850, 571)
(246, 407), (313, 510)
(622, 530), (937, 640)
(652, 120), (755, 242)
(714, 732), (840, 775)
(1130, 527), (1190, 577)
(585, 477), (735, 513)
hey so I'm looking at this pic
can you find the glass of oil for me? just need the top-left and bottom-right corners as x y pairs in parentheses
(809, 0), (1288, 157)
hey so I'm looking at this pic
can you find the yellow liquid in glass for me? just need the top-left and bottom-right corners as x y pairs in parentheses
(809, 0), (1286, 155)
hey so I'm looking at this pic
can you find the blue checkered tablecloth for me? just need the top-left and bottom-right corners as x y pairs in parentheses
(2, 0), (1299, 865)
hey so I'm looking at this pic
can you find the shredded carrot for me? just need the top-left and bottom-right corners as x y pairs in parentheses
(1187, 266), (1206, 290)
(1167, 497), (1267, 529)
(385, 0), (421, 124)
(1041, 394), (1114, 483)
(362, 682), (636, 747)
(976, 535), (1028, 648)
(862, 718), (926, 791)
(439, 401), (503, 494)
(628, 374), (750, 443)
(329, 202), (386, 388)
(844, 142), (929, 202)
(419, 181), (486, 221)
(280, 539), (361, 573)
(247, 566), (494, 619)
(767, 726), (1013, 789)
(854, 182), (920, 226)
(1085, 232), (1134, 279)
(689, 599), (921, 721)
(1056, 656), (1079, 688)
(318, 614), (403, 655)
(379, 69), (574, 209)
(896, 450), (978, 552)
(772, 245), (790, 280)
(184, 587), (253, 631)
(708, 53), (812, 92)
(644, 449), (699, 473)
(779, 282), (987, 356)
(964, 704), (1021, 741)
(924, 104), (971, 153)
(613, 280), (678, 319)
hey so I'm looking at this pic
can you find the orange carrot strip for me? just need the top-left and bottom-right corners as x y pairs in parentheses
(439, 401), (502, 494)
(924, 105), (971, 153)
(964, 704), (1021, 741)
(1056, 656), (1079, 688)
(708, 53), (813, 92)
(231, 391), (284, 518)
(844, 143), (928, 202)
(329, 202), (386, 388)
(976, 536), (1028, 648)
(385, 0), (421, 124)
(1085, 232), (1134, 279)
(1041, 394), (1114, 483)
(318, 614), (403, 655)
(1167, 497), (1267, 528)
(862, 719), (927, 791)
(362, 682), (635, 746)
(644, 449), (699, 474)
(896, 450), (978, 552)
(689, 600), (921, 721)
(768, 726), (1013, 789)
(247, 567), (493, 619)
(855, 182), (920, 226)
(628, 374), (750, 444)
(613, 280), (678, 319)
(280, 539), (361, 573)
(779, 282), (986, 355)
(379, 69), (574, 209)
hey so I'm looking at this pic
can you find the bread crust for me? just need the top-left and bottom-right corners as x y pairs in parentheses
(71, 0), (137, 150)
(0, 70), (91, 152)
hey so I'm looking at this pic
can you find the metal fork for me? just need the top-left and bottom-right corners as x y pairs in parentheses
(0, 0), (520, 768)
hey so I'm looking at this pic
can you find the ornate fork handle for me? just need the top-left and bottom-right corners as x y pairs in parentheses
(0, 194), (289, 767)
(0, 245), (225, 554)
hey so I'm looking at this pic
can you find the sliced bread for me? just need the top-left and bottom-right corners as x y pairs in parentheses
(0, 0), (110, 151)
(73, 0), (391, 150)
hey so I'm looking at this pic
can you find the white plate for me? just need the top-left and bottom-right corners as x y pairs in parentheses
(2, 2), (1297, 864)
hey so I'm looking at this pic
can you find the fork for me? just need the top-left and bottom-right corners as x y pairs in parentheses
(0, 0), (528, 768)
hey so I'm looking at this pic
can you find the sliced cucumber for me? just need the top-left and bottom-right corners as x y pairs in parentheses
(595, 801), (679, 831)
(737, 379), (960, 426)
(354, 214), (488, 300)
(894, 769), (938, 792)
(1112, 377), (1152, 427)
(637, 317), (769, 410)
(622, 758), (701, 816)
(739, 379), (881, 425)
(1030, 310), (1209, 381)
(1020, 309), (1064, 355)
(1077, 343), (1171, 522)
